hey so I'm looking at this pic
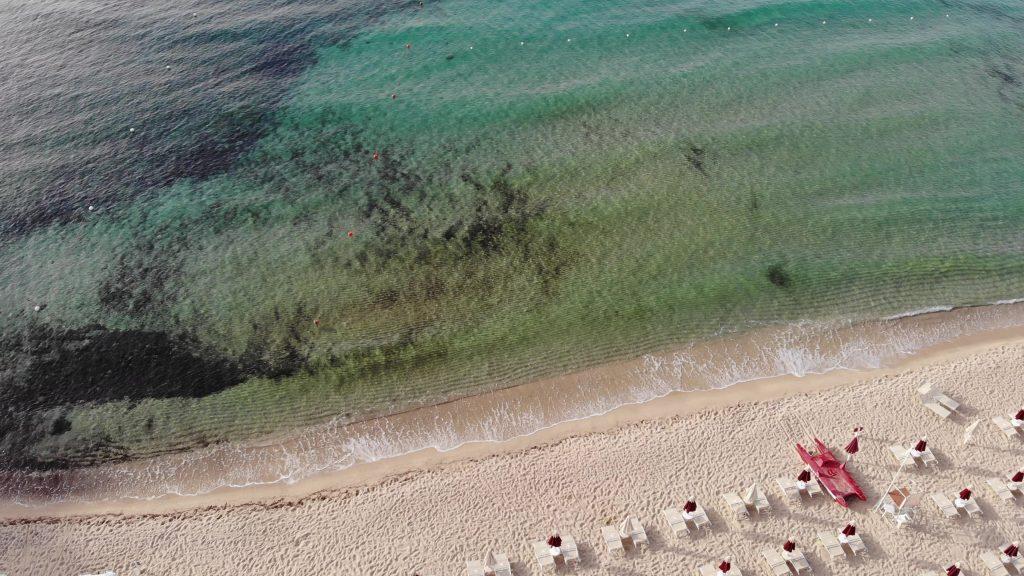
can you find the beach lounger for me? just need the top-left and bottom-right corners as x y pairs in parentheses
(601, 525), (624, 556)
(931, 494), (958, 518)
(987, 478), (1014, 501)
(786, 550), (812, 574)
(923, 400), (952, 419)
(532, 542), (556, 572)
(777, 478), (800, 500)
(817, 531), (844, 562)
(722, 492), (749, 520)
(743, 483), (772, 514)
(919, 446), (937, 467)
(761, 549), (791, 576)
(845, 534), (866, 556)
(956, 497), (982, 518)
(466, 561), (486, 576)
(490, 553), (511, 576)
(698, 563), (744, 576)
(890, 445), (911, 464)
(993, 416), (1020, 439)
(890, 445), (936, 467)
(663, 508), (688, 538)
(980, 551), (1011, 576)
(561, 535), (579, 568)
(621, 516), (648, 550)
(918, 383), (960, 413)
(691, 504), (712, 532)
(805, 481), (823, 497)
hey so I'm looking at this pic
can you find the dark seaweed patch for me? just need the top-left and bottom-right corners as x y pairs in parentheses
(766, 264), (791, 288)
(686, 145), (707, 176)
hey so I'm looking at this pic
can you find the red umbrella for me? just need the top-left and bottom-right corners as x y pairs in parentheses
(844, 434), (860, 455)
(1004, 543), (1019, 557)
(546, 534), (561, 547)
(958, 487), (972, 501)
(718, 560), (731, 573)
(913, 438), (927, 452)
(946, 563), (961, 576)
(841, 523), (856, 536)
(1015, 408), (1024, 421)
(782, 540), (796, 552)
(1012, 471), (1024, 483)
(797, 469), (812, 483)
(683, 500), (697, 513)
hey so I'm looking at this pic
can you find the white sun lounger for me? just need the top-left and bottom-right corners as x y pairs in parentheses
(622, 517), (648, 550)
(955, 497), (982, 518)
(490, 553), (511, 576)
(987, 478), (1014, 501)
(663, 508), (689, 538)
(691, 503), (712, 532)
(817, 531), (844, 562)
(601, 525), (624, 556)
(890, 445), (937, 467)
(722, 492), (749, 520)
(931, 493), (958, 518)
(777, 478), (800, 500)
(698, 563), (744, 576)
(918, 383), (960, 413)
(532, 541), (556, 572)
(980, 551), (1011, 576)
(467, 561), (486, 576)
(845, 533), (866, 555)
(761, 549), (791, 576)
(743, 483), (772, 514)
(993, 416), (1020, 439)
(561, 535), (579, 567)
(785, 549), (813, 574)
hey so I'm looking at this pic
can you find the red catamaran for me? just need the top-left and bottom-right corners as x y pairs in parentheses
(796, 438), (866, 507)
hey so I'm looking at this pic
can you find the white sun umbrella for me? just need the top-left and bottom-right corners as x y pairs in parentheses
(743, 483), (763, 504)
(484, 549), (498, 567)
(963, 419), (982, 445)
(619, 516), (637, 537)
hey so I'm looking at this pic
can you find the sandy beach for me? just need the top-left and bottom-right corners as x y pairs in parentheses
(2, 333), (1023, 576)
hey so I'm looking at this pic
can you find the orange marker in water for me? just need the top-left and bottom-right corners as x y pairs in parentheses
(347, 230), (355, 238)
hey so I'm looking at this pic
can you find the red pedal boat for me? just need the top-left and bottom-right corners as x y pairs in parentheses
(796, 438), (866, 507)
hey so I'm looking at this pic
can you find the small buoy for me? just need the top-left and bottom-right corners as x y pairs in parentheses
(129, 127), (135, 132)
(625, 33), (630, 38)
(946, 14), (950, 17)
(727, 26), (731, 31)
(372, 151), (380, 161)
(192, 12), (197, 17)
(33, 305), (41, 312)
(405, 43), (411, 49)
(520, 41), (524, 46)
(774, 23), (779, 27)
(909, 16), (914, 20)
(822, 20), (827, 24)
(347, 230), (355, 238)
(391, 93), (397, 99)
(165, 65), (171, 69)
(683, 28), (687, 32)
(88, 205), (94, 211)
(566, 38), (572, 42)
(313, 318), (321, 327)
(469, 45), (473, 50)
(868, 18), (873, 22)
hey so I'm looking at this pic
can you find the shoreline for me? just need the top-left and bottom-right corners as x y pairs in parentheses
(4, 312), (1024, 522)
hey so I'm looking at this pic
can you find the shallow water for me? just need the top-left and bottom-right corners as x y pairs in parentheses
(2, 0), (1024, 489)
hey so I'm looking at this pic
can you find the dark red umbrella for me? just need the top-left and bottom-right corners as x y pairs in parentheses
(913, 438), (927, 452)
(1004, 543), (1019, 557)
(946, 563), (961, 576)
(797, 469), (812, 483)
(546, 534), (561, 547)
(841, 523), (856, 536)
(1012, 471), (1024, 483)
(683, 500), (697, 513)
(844, 429), (861, 456)
(718, 560), (731, 573)
(958, 487), (972, 501)
(782, 540), (796, 552)
(1015, 408), (1024, 421)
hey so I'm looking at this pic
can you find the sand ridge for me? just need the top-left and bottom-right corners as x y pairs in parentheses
(1, 343), (1023, 575)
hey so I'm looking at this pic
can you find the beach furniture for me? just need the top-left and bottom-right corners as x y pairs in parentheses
(845, 534), (866, 555)
(980, 551), (1011, 576)
(778, 477), (823, 500)
(697, 563), (744, 576)
(993, 416), (1020, 439)
(955, 496), (982, 518)
(532, 542), (556, 572)
(784, 549), (813, 574)
(742, 483), (772, 514)
(466, 561), (486, 576)
(560, 535), (579, 568)
(879, 486), (919, 528)
(889, 444), (937, 467)
(986, 478), (1014, 501)
(931, 493), (958, 519)
(532, 534), (578, 571)
(620, 516), (647, 550)
(690, 503), (712, 531)
(663, 508), (688, 538)
(722, 492), (750, 520)
(918, 383), (960, 418)
(816, 531), (844, 563)
(761, 549), (791, 576)
(601, 525), (624, 556)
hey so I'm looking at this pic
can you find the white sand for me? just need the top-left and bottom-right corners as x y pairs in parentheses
(1, 341), (1022, 576)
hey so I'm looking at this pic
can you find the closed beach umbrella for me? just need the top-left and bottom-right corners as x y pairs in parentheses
(718, 559), (731, 574)
(1015, 408), (1024, 421)
(546, 534), (561, 548)
(1004, 543), (1019, 557)
(841, 523), (856, 536)
(782, 539), (796, 552)
(683, 500), (697, 513)
(913, 438), (927, 452)
(958, 487), (972, 501)
(844, 434), (860, 455)
(946, 563), (961, 576)
(797, 469), (812, 483)
(1012, 471), (1024, 483)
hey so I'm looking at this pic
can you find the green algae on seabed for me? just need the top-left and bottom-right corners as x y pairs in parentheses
(4, 0), (1024, 468)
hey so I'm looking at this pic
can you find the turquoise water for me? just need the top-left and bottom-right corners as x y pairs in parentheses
(2, 0), (1024, 472)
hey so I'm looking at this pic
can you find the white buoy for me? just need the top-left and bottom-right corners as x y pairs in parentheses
(909, 16), (914, 20)
(567, 38), (571, 42)
(520, 41), (524, 45)
(727, 26), (731, 30)
(774, 23), (779, 27)
(88, 205), (94, 211)
(469, 45), (473, 49)
(33, 305), (41, 312)
(868, 18), (873, 22)
(683, 28), (688, 32)
(822, 20), (827, 24)
(165, 65), (170, 69)
(129, 127), (135, 132)
(946, 14), (950, 17)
